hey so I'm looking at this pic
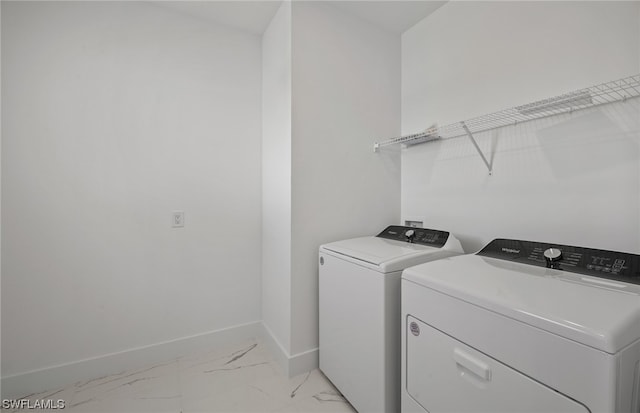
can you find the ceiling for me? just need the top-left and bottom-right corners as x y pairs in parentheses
(155, 1), (447, 36)
(154, 1), (283, 35)
(331, 1), (447, 34)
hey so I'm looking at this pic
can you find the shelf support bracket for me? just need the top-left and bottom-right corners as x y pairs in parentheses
(461, 121), (492, 175)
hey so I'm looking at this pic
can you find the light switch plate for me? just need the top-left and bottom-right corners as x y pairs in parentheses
(172, 211), (184, 228)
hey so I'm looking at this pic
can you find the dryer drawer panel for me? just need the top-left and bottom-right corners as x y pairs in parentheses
(406, 316), (589, 413)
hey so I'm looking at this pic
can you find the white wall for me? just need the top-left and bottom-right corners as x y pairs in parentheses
(2, 0), (262, 381)
(402, 1), (640, 254)
(291, 1), (401, 356)
(0, 1), (3, 398)
(262, 1), (293, 357)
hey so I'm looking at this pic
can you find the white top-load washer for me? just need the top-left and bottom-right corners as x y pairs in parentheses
(401, 238), (640, 413)
(319, 225), (463, 413)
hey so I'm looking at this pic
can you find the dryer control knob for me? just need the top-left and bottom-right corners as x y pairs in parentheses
(405, 229), (415, 242)
(544, 248), (563, 263)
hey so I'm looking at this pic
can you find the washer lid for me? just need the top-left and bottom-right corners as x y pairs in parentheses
(403, 254), (640, 354)
(321, 236), (442, 272)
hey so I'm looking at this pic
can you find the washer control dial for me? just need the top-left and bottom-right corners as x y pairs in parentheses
(544, 248), (563, 263)
(405, 229), (416, 243)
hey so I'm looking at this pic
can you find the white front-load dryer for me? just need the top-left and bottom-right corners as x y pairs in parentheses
(319, 225), (463, 413)
(401, 238), (640, 413)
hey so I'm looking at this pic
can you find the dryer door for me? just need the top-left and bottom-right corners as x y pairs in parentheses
(405, 316), (589, 413)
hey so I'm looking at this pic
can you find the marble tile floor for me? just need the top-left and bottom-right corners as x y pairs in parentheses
(8, 338), (357, 413)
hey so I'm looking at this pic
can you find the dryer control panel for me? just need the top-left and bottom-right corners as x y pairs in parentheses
(478, 239), (640, 285)
(376, 225), (449, 248)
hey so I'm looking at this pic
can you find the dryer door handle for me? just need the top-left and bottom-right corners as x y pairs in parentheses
(453, 348), (492, 381)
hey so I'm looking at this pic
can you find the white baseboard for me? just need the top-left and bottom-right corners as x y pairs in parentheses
(1, 321), (262, 399)
(260, 322), (291, 375)
(288, 346), (319, 378)
(260, 323), (318, 378)
(2, 321), (319, 398)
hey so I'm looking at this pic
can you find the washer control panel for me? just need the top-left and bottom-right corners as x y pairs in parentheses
(478, 238), (640, 285)
(377, 225), (449, 248)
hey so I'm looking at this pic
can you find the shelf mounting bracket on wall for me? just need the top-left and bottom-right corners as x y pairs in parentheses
(461, 121), (492, 175)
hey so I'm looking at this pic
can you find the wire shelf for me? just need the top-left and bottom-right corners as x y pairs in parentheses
(374, 74), (640, 152)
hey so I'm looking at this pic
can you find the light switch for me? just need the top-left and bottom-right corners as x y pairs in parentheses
(172, 211), (184, 228)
